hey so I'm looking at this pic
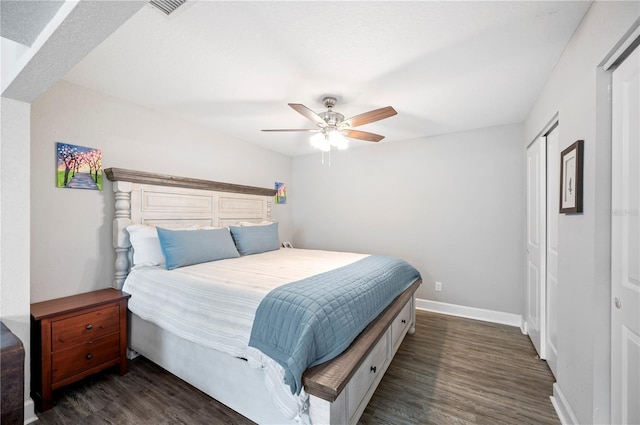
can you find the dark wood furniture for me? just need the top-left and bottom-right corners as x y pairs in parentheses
(30, 288), (130, 411)
(1, 321), (25, 425)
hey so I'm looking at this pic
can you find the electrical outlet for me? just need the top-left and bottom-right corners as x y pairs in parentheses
(435, 281), (442, 292)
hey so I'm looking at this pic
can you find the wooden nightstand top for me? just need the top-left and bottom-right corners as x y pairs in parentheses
(31, 288), (130, 320)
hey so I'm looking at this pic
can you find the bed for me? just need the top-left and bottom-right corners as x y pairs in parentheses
(105, 168), (422, 425)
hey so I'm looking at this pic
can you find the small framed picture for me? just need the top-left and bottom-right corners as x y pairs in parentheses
(56, 142), (103, 190)
(275, 182), (287, 204)
(559, 140), (584, 214)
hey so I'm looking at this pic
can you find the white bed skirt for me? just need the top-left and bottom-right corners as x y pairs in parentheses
(129, 312), (300, 424)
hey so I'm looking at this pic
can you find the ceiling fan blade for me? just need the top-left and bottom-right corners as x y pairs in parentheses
(342, 129), (385, 142)
(288, 103), (327, 126)
(341, 106), (397, 128)
(261, 129), (317, 132)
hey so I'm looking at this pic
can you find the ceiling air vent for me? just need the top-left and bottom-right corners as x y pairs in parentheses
(149, 0), (186, 15)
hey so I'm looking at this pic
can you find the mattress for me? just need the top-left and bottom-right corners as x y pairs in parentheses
(122, 248), (368, 419)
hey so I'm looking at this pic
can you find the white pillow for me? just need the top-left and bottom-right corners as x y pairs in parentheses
(126, 224), (199, 267)
(126, 224), (164, 267)
(238, 220), (274, 227)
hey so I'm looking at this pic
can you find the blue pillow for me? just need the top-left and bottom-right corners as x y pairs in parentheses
(157, 227), (239, 270)
(229, 222), (280, 256)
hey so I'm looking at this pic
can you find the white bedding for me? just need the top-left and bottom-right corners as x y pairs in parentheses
(122, 248), (368, 419)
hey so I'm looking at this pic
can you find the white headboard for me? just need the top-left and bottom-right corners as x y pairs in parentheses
(106, 168), (276, 289)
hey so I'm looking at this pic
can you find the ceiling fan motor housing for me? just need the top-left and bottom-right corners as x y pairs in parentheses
(319, 97), (345, 128)
(319, 111), (345, 127)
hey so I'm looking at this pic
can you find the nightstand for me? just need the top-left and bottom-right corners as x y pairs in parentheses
(30, 288), (130, 412)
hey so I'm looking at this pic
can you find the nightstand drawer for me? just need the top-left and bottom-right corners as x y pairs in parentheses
(51, 305), (119, 351)
(52, 333), (120, 384)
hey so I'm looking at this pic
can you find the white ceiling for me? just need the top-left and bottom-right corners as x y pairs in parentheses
(1, 0), (64, 47)
(63, 1), (591, 156)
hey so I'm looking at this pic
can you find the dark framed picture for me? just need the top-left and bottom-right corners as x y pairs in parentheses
(559, 140), (584, 213)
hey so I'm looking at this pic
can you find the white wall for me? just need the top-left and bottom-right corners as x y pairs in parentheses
(524, 2), (640, 423)
(292, 124), (525, 315)
(30, 81), (293, 303)
(0, 97), (35, 421)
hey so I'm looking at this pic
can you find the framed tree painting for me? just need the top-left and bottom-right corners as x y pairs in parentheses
(275, 182), (287, 204)
(559, 140), (583, 213)
(56, 142), (103, 190)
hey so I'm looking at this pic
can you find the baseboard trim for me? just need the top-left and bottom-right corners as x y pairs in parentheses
(24, 398), (37, 424)
(550, 383), (578, 425)
(415, 298), (523, 328)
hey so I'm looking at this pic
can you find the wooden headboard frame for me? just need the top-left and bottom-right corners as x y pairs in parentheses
(105, 168), (276, 289)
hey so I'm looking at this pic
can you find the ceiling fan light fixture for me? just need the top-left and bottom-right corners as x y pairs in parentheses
(328, 130), (349, 150)
(310, 129), (348, 152)
(310, 132), (331, 152)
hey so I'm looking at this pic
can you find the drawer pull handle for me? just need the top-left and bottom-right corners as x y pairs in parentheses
(370, 366), (377, 373)
(86, 354), (93, 360)
(86, 324), (93, 330)
(401, 319), (407, 324)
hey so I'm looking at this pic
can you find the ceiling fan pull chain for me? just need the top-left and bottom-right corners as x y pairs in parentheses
(320, 149), (332, 166)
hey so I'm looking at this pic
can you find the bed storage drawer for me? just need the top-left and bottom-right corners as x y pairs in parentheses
(347, 329), (389, 423)
(391, 300), (412, 352)
(52, 305), (120, 351)
(52, 333), (120, 385)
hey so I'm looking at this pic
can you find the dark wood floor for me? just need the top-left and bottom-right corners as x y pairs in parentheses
(35, 310), (558, 425)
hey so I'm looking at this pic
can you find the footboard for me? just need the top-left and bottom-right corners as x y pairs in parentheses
(304, 279), (421, 424)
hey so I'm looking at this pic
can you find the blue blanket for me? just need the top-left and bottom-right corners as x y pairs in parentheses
(248, 254), (421, 395)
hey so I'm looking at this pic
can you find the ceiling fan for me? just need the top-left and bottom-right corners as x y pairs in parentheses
(261, 97), (397, 151)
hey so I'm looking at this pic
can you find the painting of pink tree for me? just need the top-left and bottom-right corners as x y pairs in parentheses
(56, 142), (103, 190)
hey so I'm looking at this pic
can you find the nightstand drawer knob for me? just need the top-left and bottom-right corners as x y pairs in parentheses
(401, 319), (406, 324)
(86, 324), (93, 330)
(370, 366), (377, 373)
(86, 354), (93, 360)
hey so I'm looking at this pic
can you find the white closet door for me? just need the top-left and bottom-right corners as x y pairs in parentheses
(611, 44), (640, 425)
(526, 138), (546, 358)
(545, 126), (559, 377)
